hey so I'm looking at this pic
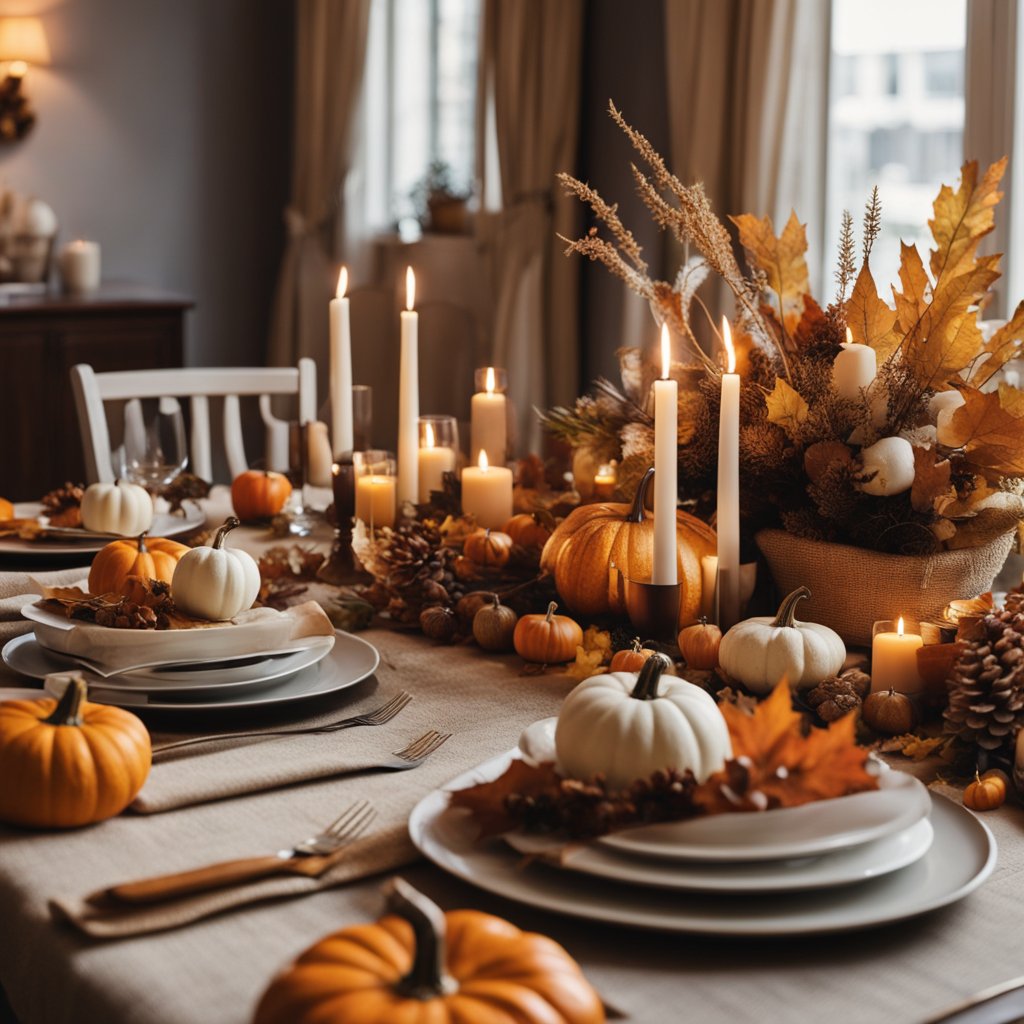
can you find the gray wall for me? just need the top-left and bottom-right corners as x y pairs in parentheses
(0, 0), (293, 368)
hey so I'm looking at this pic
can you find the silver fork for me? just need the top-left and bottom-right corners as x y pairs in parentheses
(150, 691), (413, 757)
(93, 800), (378, 907)
(379, 729), (451, 770)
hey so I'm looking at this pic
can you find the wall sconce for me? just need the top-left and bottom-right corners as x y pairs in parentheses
(0, 17), (50, 141)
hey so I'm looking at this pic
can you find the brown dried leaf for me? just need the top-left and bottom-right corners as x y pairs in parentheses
(450, 759), (563, 838)
(942, 384), (1024, 478)
(847, 263), (899, 359)
(976, 298), (1024, 385)
(792, 294), (828, 351)
(910, 447), (953, 513)
(804, 441), (854, 485)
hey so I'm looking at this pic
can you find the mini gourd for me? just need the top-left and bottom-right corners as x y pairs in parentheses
(88, 534), (189, 597)
(677, 618), (722, 670)
(472, 595), (518, 652)
(254, 877), (604, 1024)
(609, 638), (657, 673)
(171, 517), (260, 621)
(80, 480), (154, 536)
(718, 586), (846, 693)
(231, 469), (292, 520)
(963, 770), (1007, 811)
(513, 602), (583, 664)
(555, 654), (731, 789)
(464, 529), (513, 568)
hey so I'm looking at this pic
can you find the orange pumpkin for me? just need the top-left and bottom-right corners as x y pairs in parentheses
(255, 878), (604, 1024)
(504, 512), (553, 549)
(0, 676), (151, 828)
(678, 618), (722, 670)
(610, 638), (657, 673)
(513, 601), (583, 664)
(0, 497), (13, 520)
(963, 770), (1007, 812)
(464, 528), (513, 568)
(541, 467), (717, 627)
(88, 534), (189, 597)
(231, 469), (293, 521)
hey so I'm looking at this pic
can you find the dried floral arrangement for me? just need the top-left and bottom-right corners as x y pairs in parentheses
(547, 102), (1024, 554)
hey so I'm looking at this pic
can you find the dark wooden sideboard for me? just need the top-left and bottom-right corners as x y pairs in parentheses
(0, 284), (192, 500)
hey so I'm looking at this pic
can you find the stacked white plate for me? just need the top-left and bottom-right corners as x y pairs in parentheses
(409, 718), (998, 936)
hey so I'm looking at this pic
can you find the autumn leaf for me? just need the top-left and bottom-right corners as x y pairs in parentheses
(929, 157), (1006, 288)
(449, 759), (563, 838)
(910, 446), (953, 513)
(764, 378), (809, 438)
(847, 263), (899, 359)
(976, 298), (1024, 385)
(792, 294), (827, 351)
(731, 210), (810, 338)
(804, 441), (853, 485)
(567, 645), (606, 681)
(893, 242), (930, 338)
(941, 384), (1024, 478)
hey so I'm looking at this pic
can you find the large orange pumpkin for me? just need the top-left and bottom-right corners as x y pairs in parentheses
(231, 469), (292, 521)
(0, 676), (151, 828)
(88, 534), (189, 597)
(255, 878), (604, 1024)
(541, 467), (717, 626)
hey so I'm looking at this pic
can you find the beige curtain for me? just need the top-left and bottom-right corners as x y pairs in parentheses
(664, 0), (829, 307)
(478, 0), (584, 454)
(268, 0), (371, 374)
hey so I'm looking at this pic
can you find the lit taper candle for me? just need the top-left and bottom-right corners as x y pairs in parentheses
(716, 318), (741, 629)
(329, 266), (353, 455)
(652, 323), (678, 585)
(397, 266), (419, 507)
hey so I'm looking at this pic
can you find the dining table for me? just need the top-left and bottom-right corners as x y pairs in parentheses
(1, 490), (1024, 1024)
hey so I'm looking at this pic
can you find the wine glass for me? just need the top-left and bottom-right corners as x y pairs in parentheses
(114, 397), (188, 491)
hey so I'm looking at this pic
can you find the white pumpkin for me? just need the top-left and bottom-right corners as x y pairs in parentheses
(171, 517), (260, 621)
(856, 436), (915, 496)
(80, 480), (154, 536)
(718, 586), (845, 694)
(554, 655), (731, 789)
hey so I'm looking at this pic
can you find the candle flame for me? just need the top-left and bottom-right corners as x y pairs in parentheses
(845, 326), (853, 345)
(405, 266), (415, 311)
(336, 266), (348, 299)
(478, 449), (489, 471)
(897, 616), (905, 636)
(660, 322), (671, 379)
(425, 421), (435, 448)
(722, 317), (736, 374)
(485, 366), (496, 394)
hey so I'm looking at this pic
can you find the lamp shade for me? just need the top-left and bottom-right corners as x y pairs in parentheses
(0, 18), (50, 65)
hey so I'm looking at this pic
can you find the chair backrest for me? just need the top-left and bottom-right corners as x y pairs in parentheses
(70, 360), (317, 483)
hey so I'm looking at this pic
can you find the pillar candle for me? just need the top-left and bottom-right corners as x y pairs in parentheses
(652, 323), (678, 585)
(716, 318), (741, 629)
(871, 617), (923, 694)
(832, 326), (877, 400)
(58, 239), (101, 293)
(593, 463), (617, 500)
(461, 449), (513, 529)
(470, 367), (507, 466)
(418, 421), (456, 502)
(329, 266), (353, 455)
(397, 266), (419, 507)
(306, 421), (334, 487)
(355, 474), (397, 529)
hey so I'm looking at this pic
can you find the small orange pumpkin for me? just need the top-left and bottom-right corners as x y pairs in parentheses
(513, 601), (583, 664)
(0, 497), (13, 520)
(504, 512), (553, 549)
(678, 618), (722, 670)
(88, 534), (189, 597)
(254, 878), (604, 1024)
(0, 675), (151, 828)
(231, 469), (292, 521)
(963, 770), (1007, 812)
(610, 638), (657, 673)
(464, 528), (513, 568)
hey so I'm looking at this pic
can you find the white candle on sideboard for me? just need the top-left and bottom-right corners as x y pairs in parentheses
(716, 318), (741, 629)
(871, 616), (923, 694)
(470, 367), (507, 466)
(832, 326), (877, 400)
(397, 266), (420, 508)
(355, 474), (397, 529)
(58, 239), (101, 292)
(652, 323), (678, 585)
(329, 266), (353, 455)
(418, 421), (456, 502)
(461, 449), (513, 529)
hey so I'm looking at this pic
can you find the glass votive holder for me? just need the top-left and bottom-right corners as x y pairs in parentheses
(870, 618), (924, 694)
(353, 449), (397, 530)
(352, 385), (373, 451)
(593, 461), (618, 500)
(418, 415), (459, 503)
(474, 366), (508, 394)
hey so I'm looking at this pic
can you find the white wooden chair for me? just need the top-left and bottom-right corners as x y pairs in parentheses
(70, 360), (317, 483)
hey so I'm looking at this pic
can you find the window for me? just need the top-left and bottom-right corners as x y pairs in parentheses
(824, 0), (967, 294)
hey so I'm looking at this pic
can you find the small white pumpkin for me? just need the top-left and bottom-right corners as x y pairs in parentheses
(856, 436), (915, 496)
(171, 517), (260, 621)
(718, 586), (845, 694)
(80, 480), (154, 536)
(554, 654), (731, 789)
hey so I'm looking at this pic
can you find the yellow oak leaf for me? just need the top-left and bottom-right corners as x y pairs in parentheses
(929, 157), (1006, 288)
(975, 298), (1024, 385)
(763, 378), (809, 438)
(731, 210), (810, 338)
(893, 242), (931, 338)
(847, 263), (899, 359)
(941, 384), (1024, 478)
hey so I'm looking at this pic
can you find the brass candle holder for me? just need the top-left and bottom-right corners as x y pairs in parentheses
(625, 575), (682, 641)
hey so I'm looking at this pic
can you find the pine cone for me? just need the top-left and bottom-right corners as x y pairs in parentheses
(944, 612), (1024, 752)
(41, 481), (84, 514)
(806, 675), (863, 723)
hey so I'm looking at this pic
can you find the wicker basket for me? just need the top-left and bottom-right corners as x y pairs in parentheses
(755, 528), (1015, 647)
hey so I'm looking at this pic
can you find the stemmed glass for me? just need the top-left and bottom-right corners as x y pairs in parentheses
(113, 397), (188, 492)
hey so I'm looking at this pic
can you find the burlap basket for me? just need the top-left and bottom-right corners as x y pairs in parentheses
(755, 528), (1015, 647)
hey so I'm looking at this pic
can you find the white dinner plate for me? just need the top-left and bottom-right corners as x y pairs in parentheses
(1, 502), (205, 557)
(517, 717), (931, 863)
(408, 750), (997, 936)
(2, 633), (334, 693)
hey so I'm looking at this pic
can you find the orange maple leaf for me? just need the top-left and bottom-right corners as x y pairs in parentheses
(449, 759), (562, 838)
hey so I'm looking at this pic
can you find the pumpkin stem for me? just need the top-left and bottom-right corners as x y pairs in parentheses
(136, 532), (148, 553)
(630, 653), (672, 700)
(212, 516), (242, 550)
(385, 877), (458, 999)
(628, 467), (655, 523)
(771, 586), (811, 628)
(491, 594), (501, 610)
(631, 637), (642, 653)
(44, 674), (87, 726)
(544, 601), (558, 624)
